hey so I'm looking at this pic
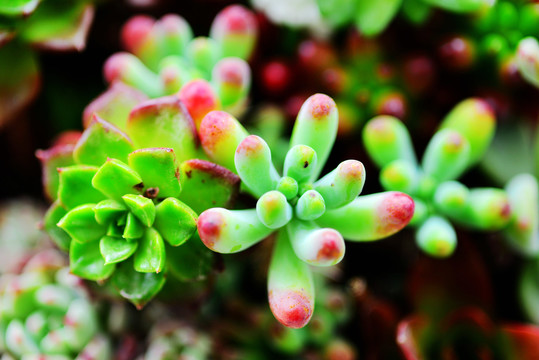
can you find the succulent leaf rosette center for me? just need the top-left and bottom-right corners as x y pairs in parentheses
(196, 94), (415, 329)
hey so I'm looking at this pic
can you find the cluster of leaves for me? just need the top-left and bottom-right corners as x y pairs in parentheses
(363, 98), (511, 257)
(0, 0), (95, 126)
(0, 250), (110, 359)
(195, 93), (415, 328)
(38, 95), (240, 308)
(103, 4), (256, 119)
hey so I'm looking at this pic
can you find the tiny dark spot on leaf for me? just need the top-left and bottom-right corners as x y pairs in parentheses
(144, 187), (159, 199)
(134, 182), (144, 191)
(304, 161), (309, 168)
(185, 170), (192, 178)
(201, 179), (206, 183)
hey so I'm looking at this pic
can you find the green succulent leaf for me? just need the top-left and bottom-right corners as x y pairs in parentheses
(178, 159), (240, 214)
(92, 159), (143, 202)
(19, 0), (94, 51)
(355, 0), (402, 37)
(422, 0), (484, 12)
(94, 199), (127, 225)
(58, 204), (107, 243)
(99, 236), (138, 265)
(154, 197), (197, 247)
(57, 165), (105, 210)
(128, 148), (181, 199)
(111, 259), (166, 309)
(126, 96), (200, 162)
(122, 194), (156, 227)
(70, 239), (115, 281)
(0, 0), (40, 17)
(73, 116), (134, 166)
(44, 200), (71, 251)
(123, 212), (145, 240)
(133, 227), (166, 273)
(167, 233), (215, 281)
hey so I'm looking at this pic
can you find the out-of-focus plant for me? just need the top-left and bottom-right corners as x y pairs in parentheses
(397, 239), (539, 359)
(0, 0), (95, 127)
(37, 96), (240, 307)
(0, 250), (111, 359)
(315, 0), (494, 37)
(363, 98), (511, 257)
(103, 4), (256, 118)
(196, 93), (415, 328)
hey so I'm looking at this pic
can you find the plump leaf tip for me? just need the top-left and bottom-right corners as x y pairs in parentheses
(197, 94), (415, 328)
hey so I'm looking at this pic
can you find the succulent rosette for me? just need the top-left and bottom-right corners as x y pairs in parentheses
(0, 0), (94, 126)
(37, 96), (240, 307)
(363, 98), (511, 258)
(102, 4), (256, 119)
(0, 250), (111, 359)
(196, 93), (415, 328)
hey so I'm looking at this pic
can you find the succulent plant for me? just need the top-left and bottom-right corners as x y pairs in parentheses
(103, 4), (256, 118)
(38, 95), (240, 307)
(516, 36), (539, 88)
(0, 250), (111, 359)
(0, 0), (95, 126)
(196, 93), (415, 328)
(363, 98), (511, 257)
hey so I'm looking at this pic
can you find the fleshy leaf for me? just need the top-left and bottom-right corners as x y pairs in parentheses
(212, 57), (251, 113)
(94, 199), (127, 225)
(517, 37), (539, 88)
(198, 208), (273, 253)
(99, 236), (138, 264)
(154, 198), (197, 247)
(290, 94), (339, 181)
(111, 259), (166, 309)
(178, 79), (220, 130)
(123, 212), (145, 240)
(44, 201), (71, 251)
(58, 204), (107, 243)
(422, 129), (471, 182)
(178, 159), (240, 214)
(287, 220), (345, 267)
(167, 233), (214, 281)
(268, 230), (314, 329)
(504, 174), (539, 257)
(363, 115), (416, 168)
(439, 98), (495, 166)
(283, 145), (318, 184)
(92, 159), (143, 202)
(235, 135), (280, 197)
(415, 215), (457, 257)
(296, 190), (326, 221)
(122, 194), (156, 227)
(210, 4), (257, 60)
(74, 115), (134, 166)
(456, 188), (511, 230)
(355, 0), (402, 37)
(185, 37), (219, 76)
(128, 148), (181, 199)
(20, 1), (94, 51)
(70, 239), (115, 281)
(423, 0), (485, 12)
(314, 160), (365, 209)
(0, 0), (40, 17)
(199, 110), (249, 172)
(433, 181), (469, 220)
(316, 191), (415, 241)
(57, 166), (105, 210)
(133, 228), (166, 273)
(256, 191), (293, 229)
(126, 96), (199, 162)
(83, 82), (148, 130)
(104, 53), (163, 97)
